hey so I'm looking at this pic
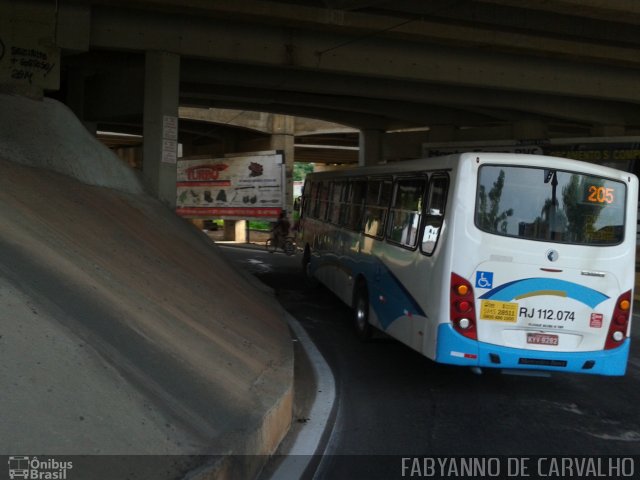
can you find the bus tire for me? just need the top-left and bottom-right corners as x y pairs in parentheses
(353, 282), (372, 341)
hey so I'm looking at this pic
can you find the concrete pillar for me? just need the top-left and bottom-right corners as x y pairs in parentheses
(384, 131), (429, 161)
(359, 129), (383, 166)
(270, 115), (295, 215)
(143, 51), (180, 207)
(223, 220), (247, 242)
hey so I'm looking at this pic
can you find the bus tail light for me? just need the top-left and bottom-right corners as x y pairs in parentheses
(450, 273), (477, 340)
(605, 290), (631, 350)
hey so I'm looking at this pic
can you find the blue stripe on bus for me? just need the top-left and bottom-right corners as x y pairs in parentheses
(311, 253), (425, 329)
(436, 324), (628, 376)
(479, 278), (609, 309)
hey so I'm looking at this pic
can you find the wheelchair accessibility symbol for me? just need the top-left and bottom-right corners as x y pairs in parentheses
(475, 271), (493, 289)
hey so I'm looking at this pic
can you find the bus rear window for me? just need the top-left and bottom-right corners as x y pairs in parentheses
(475, 165), (626, 245)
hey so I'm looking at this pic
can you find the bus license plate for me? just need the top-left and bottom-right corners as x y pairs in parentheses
(527, 333), (559, 346)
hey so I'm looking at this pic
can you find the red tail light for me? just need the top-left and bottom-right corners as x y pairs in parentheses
(450, 273), (477, 340)
(605, 290), (631, 350)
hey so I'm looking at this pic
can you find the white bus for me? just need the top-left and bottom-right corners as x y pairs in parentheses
(298, 153), (638, 376)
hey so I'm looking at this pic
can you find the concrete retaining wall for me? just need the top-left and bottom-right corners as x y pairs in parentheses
(0, 94), (293, 478)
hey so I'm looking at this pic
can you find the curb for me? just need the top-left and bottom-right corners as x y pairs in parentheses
(266, 313), (337, 479)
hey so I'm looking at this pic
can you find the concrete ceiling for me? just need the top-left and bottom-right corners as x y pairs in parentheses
(57, 0), (640, 141)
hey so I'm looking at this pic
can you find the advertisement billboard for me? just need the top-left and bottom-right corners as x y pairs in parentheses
(175, 151), (285, 220)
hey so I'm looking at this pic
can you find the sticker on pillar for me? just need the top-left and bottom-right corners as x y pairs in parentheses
(162, 139), (177, 164)
(163, 115), (178, 140)
(475, 271), (493, 289)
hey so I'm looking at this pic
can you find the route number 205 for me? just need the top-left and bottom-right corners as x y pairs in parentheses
(587, 185), (614, 204)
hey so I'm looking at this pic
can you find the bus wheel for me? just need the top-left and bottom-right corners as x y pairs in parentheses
(353, 283), (372, 341)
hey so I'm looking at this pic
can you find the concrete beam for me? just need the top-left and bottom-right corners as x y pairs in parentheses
(477, 0), (640, 25)
(513, 119), (548, 140)
(591, 124), (627, 137)
(180, 96), (394, 131)
(179, 106), (357, 138)
(178, 62), (640, 127)
(56, 2), (91, 52)
(179, 82), (504, 128)
(90, 6), (640, 104)
(293, 117), (356, 136)
(294, 146), (358, 164)
(90, 0), (640, 67)
(179, 107), (273, 134)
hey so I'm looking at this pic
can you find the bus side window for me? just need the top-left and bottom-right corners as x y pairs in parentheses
(303, 181), (314, 218)
(421, 175), (449, 255)
(363, 179), (392, 238)
(387, 178), (426, 248)
(347, 181), (366, 231)
(318, 182), (330, 221)
(328, 182), (344, 224)
(338, 182), (351, 226)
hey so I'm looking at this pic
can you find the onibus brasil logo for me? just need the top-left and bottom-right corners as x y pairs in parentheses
(8, 456), (73, 479)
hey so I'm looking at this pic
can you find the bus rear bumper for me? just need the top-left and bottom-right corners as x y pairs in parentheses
(435, 324), (630, 376)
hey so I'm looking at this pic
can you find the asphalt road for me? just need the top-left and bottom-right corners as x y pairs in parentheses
(221, 245), (640, 480)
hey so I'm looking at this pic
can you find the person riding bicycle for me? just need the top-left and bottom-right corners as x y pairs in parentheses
(271, 211), (291, 248)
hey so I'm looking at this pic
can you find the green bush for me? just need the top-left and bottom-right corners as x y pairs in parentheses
(249, 220), (271, 231)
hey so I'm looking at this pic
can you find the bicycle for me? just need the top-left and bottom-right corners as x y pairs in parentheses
(266, 234), (297, 256)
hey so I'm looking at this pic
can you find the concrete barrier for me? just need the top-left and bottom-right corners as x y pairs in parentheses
(0, 94), (293, 478)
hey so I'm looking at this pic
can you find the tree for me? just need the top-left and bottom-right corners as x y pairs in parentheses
(562, 174), (601, 242)
(477, 169), (514, 233)
(294, 163), (314, 181)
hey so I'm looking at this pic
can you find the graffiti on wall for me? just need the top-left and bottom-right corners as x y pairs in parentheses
(0, 34), (59, 90)
(8, 45), (56, 84)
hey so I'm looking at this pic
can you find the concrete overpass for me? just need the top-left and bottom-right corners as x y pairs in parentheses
(2, 2), (640, 473)
(2, 0), (640, 207)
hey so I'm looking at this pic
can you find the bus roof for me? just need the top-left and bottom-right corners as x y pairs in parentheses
(304, 152), (636, 183)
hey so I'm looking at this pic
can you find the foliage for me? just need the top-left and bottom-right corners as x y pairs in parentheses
(249, 220), (272, 231)
(477, 169), (514, 233)
(562, 174), (601, 241)
(294, 163), (314, 181)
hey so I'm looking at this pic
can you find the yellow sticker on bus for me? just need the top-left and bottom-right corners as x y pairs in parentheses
(480, 300), (519, 322)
